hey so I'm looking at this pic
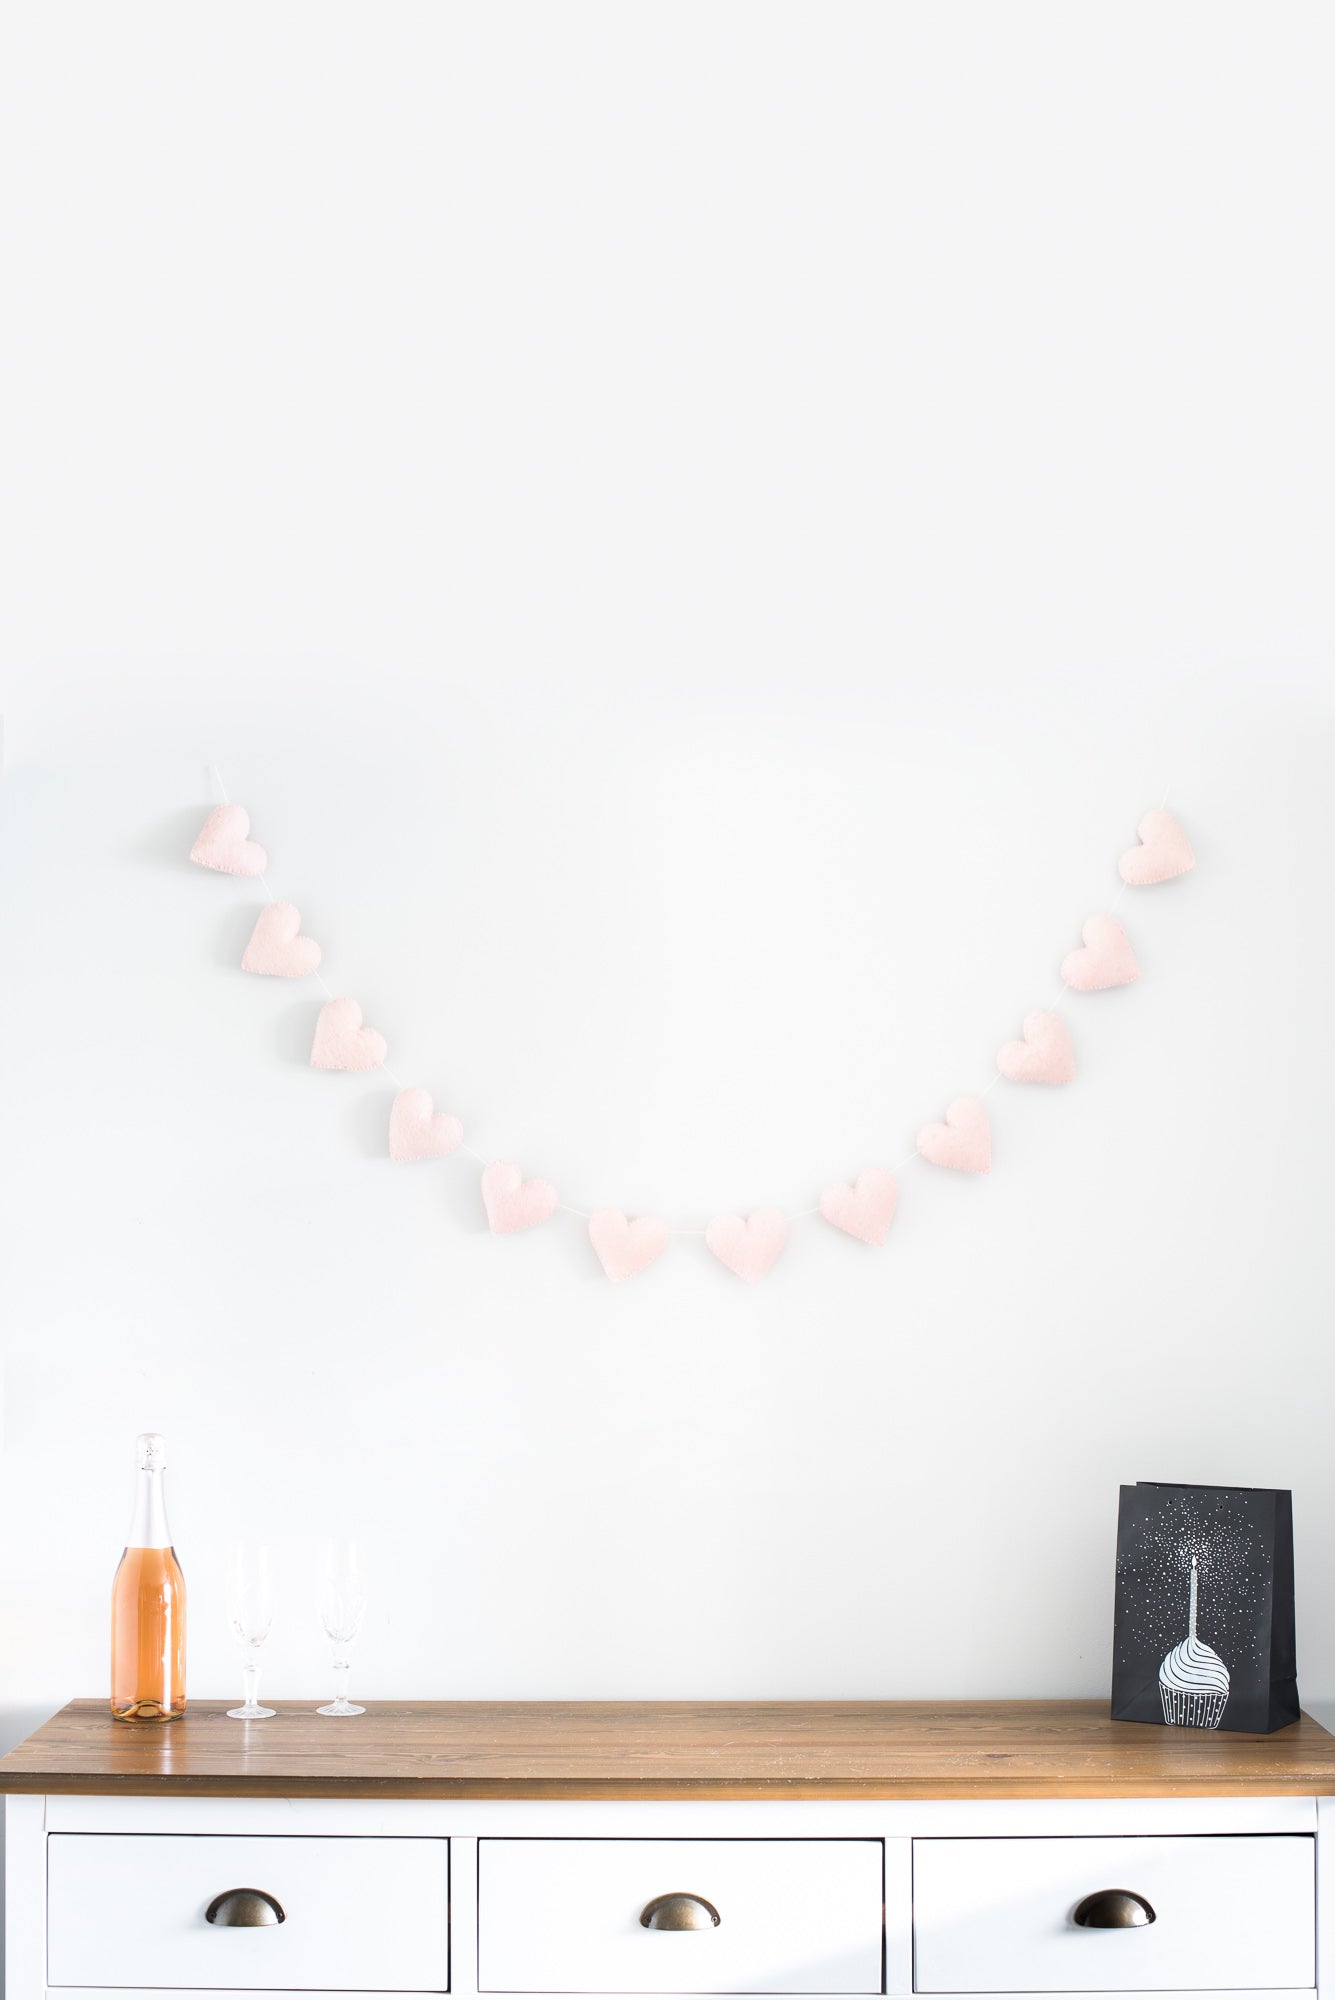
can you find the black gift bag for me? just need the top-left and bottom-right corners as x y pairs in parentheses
(1111, 1482), (1299, 1734)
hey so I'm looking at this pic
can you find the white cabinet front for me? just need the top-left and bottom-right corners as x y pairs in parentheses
(913, 1834), (1315, 1993)
(477, 1837), (885, 1993)
(47, 1832), (450, 1991)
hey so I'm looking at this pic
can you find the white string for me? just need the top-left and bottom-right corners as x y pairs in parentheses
(204, 766), (1171, 1238)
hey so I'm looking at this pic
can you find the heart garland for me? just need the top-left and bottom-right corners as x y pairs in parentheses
(1120, 807), (1195, 886)
(389, 1087), (464, 1163)
(996, 1010), (1075, 1085)
(916, 1096), (991, 1174)
(704, 1209), (790, 1284)
(1060, 914), (1140, 992)
(818, 1167), (899, 1247)
(311, 997), (388, 1072)
(190, 804), (267, 877)
(480, 1160), (560, 1235)
(193, 796), (1194, 1285)
(242, 901), (322, 978)
(589, 1207), (671, 1283)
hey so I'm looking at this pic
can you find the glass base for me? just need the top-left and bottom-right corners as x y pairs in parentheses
(227, 1703), (276, 1719)
(317, 1699), (365, 1716)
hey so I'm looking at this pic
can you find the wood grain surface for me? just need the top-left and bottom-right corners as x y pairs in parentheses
(2, 1700), (1334, 1799)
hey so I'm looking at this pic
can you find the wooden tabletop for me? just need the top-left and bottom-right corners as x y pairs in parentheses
(3, 1700), (1335, 1799)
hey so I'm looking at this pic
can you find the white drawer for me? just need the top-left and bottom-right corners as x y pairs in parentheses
(477, 1837), (884, 1993)
(912, 1834), (1314, 1993)
(47, 1832), (449, 1991)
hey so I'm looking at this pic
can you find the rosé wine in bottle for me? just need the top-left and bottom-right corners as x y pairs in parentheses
(110, 1433), (186, 1721)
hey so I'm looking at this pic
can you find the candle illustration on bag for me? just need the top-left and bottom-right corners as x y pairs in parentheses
(1158, 1554), (1229, 1727)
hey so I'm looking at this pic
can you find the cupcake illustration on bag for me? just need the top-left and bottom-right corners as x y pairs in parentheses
(1158, 1554), (1230, 1727)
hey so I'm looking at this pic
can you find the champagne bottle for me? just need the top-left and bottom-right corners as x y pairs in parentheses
(110, 1433), (186, 1721)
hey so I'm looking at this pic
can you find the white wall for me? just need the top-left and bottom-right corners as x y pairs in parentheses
(1, 4), (1333, 1742)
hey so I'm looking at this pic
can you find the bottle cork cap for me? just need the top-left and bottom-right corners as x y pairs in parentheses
(135, 1433), (167, 1471)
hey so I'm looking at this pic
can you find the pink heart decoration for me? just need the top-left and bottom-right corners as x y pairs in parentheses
(819, 1167), (899, 1247)
(241, 901), (322, 978)
(705, 1208), (788, 1283)
(588, 1207), (670, 1283)
(1061, 914), (1140, 991)
(1119, 807), (1195, 886)
(917, 1096), (991, 1173)
(482, 1160), (559, 1235)
(189, 804), (267, 877)
(311, 997), (388, 1071)
(996, 1010), (1075, 1085)
(389, 1087), (464, 1162)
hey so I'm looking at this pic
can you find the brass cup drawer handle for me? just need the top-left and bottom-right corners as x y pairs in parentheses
(1072, 1889), (1156, 1929)
(205, 1888), (286, 1927)
(640, 1892), (722, 1931)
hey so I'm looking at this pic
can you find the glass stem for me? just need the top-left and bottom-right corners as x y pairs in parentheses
(332, 1657), (351, 1705)
(242, 1656), (261, 1712)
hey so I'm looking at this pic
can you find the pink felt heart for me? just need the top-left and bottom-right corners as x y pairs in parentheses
(189, 804), (267, 877)
(917, 1096), (991, 1173)
(310, 997), (388, 1071)
(389, 1087), (463, 1162)
(482, 1159), (559, 1235)
(588, 1207), (670, 1283)
(705, 1208), (788, 1283)
(996, 1010), (1075, 1085)
(819, 1167), (899, 1247)
(241, 901), (322, 978)
(1119, 807), (1196, 886)
(1061, 914), (1140, 991)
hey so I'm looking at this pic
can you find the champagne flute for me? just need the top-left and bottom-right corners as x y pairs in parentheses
(226, 1541), (276, 1720)
(317, 1538), (366, 1717)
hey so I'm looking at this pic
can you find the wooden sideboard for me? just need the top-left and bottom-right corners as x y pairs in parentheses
(5, 1699), (1335, 2000)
